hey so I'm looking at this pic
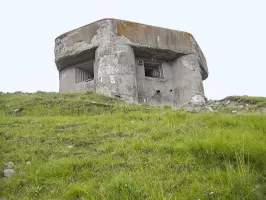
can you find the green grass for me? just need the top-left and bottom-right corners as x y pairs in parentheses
(0, 92), (266, 199)
(227, 96), (266, 107)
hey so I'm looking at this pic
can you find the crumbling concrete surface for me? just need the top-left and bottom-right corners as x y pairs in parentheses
(54, 18), (209, 107)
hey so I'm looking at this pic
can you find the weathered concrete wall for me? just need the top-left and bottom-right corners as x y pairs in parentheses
(95, 44), (138, 103)
(76, 80), (95, 92)
(59, 67), (76, 92)
(172, 54), (205, 107)
(116, 20), (192, 54)
(135, 57), (174, 105)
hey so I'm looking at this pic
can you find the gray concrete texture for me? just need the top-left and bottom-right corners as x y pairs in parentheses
(54, 18), (209, 107)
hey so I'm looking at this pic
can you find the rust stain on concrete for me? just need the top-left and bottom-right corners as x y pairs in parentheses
(184, 32), (192, 41)
(117, 21), (152, 37)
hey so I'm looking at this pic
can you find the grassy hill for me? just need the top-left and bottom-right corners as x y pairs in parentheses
(0, 92), (266, 200)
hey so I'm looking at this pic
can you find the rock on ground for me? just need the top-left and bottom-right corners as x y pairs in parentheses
(4, 162), (14, 169)
(3, 169), (15, 178)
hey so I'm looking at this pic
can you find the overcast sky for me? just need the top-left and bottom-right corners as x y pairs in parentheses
(0, 0), (265, 99)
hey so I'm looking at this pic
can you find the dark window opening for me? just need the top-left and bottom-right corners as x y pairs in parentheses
(75, 61), (94, 83)
(156, 90), (160, 93)
(144, 61), (163, 79)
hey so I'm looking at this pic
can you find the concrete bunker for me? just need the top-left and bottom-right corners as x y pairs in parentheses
(54, 18), (209, 107)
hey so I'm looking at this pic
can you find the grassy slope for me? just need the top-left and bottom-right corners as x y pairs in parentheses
(0, 92), (266, 200)
(227, 96), (266, 107)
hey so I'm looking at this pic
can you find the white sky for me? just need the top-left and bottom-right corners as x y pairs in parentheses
(0, 0), (265, 99)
